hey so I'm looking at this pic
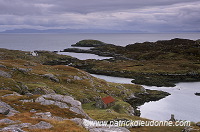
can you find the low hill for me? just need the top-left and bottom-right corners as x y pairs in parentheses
(61, 38), (200, 87)
(0, 48), (180, 131)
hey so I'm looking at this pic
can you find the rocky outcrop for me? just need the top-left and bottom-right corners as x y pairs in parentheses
(31, 87), (56, 95)
(0, 64), (6, 68)
(0, 121), (53, 132)
(0, 118), (19, 124)
(0, 70), (12, 78)
(42, 73), (60, 82)
(0, 100), (19, 116)
(17, 68), (32, 73)
(33, 112), (65, 121)
(29, 121), (53, 129)
(16, 93), (131, 131)
(34, 94), (91, 119)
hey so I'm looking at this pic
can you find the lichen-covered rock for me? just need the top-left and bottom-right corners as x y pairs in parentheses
(0, 100), (19, 116)
(36, 94), (90, 119)
(0, 121), (53, 131)
(1, 123), (32, 132)
(2, 92), (22, 97)
(29, 121), (53, 129)
(182, 126), (194, 132)
(31, 87), (55, 95)
(0, 127), (25, 132)
(43, 74), (59, 82)
(0, 64), (6, 68)
(0, 107), (10, 115)
(73, 76), (82, 80)
(0, 118), (18, 124)
(33, 112), (64, 121)
(35, 96), (69, 108)
(17, 68), (32, 73)
(42, 94), (81, 108)
(35, 96), (46, 102)
(0, 70), (12, 78)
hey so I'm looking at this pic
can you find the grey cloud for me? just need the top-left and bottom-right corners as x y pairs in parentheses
(45, 0), (200, 14)
(1, 0), (199, 14)
(0, 0), (200, 32)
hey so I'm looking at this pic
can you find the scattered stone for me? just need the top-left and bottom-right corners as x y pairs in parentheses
(43, 74), (59, 82)
(34, 112), (52, 119)
(1, 123), (32, 132)
(126, 106), (135, 116)
(35, 96), (46, 102)
(42, 94), (81, 107)
(35, 96), (69, 108)
(182, 126), (194, 132)
(0, 107), (10, 115)
(25, 92), (33, 96)
(33, 112), (64, 121)
(29, 121), (53, 129)
(0, 127), (25, 132)
(0, 118), (18, 124)
(126, 93), (137, 100)
(73, 76), (82, 80)
(0, 64), (6, 68)
(30, 109), (37, 113)
(17, 68), (32, 73)
(31, 87), (55, 95)
(0, 100), (19, 116)
(69, 118), (84, 126)
(80, 98), (91, 104)
(106, 109), (112, 113)
(116, 85), (125, 89)
(36, 94), (90, 119)
(0, 70), (12, 78)
(70, 107), (84, 115)
(21, 99), (34, 103)
(2, 92), (22, 97)
(0, 121), (53, 131)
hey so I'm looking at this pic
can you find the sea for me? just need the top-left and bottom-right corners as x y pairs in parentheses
(0, 33), (199, 51)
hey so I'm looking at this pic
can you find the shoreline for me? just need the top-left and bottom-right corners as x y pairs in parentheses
(58, 38), (200, 87)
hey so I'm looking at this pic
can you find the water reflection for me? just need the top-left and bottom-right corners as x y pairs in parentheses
(58, 52), (112, 60)
(91, 74), (200, 122)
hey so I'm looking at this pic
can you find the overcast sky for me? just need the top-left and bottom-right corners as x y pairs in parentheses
(0, 0), (200, 32)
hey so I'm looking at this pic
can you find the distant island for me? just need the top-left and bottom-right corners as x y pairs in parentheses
(0, 28), (142, 34)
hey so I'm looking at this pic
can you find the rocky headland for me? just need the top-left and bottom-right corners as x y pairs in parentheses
(61, 38), (200, 87)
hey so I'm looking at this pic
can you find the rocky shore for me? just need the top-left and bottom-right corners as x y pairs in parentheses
(60, 38), (200, 87)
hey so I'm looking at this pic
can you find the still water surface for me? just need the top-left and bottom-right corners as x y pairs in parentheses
(91, 74), (200, 122)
